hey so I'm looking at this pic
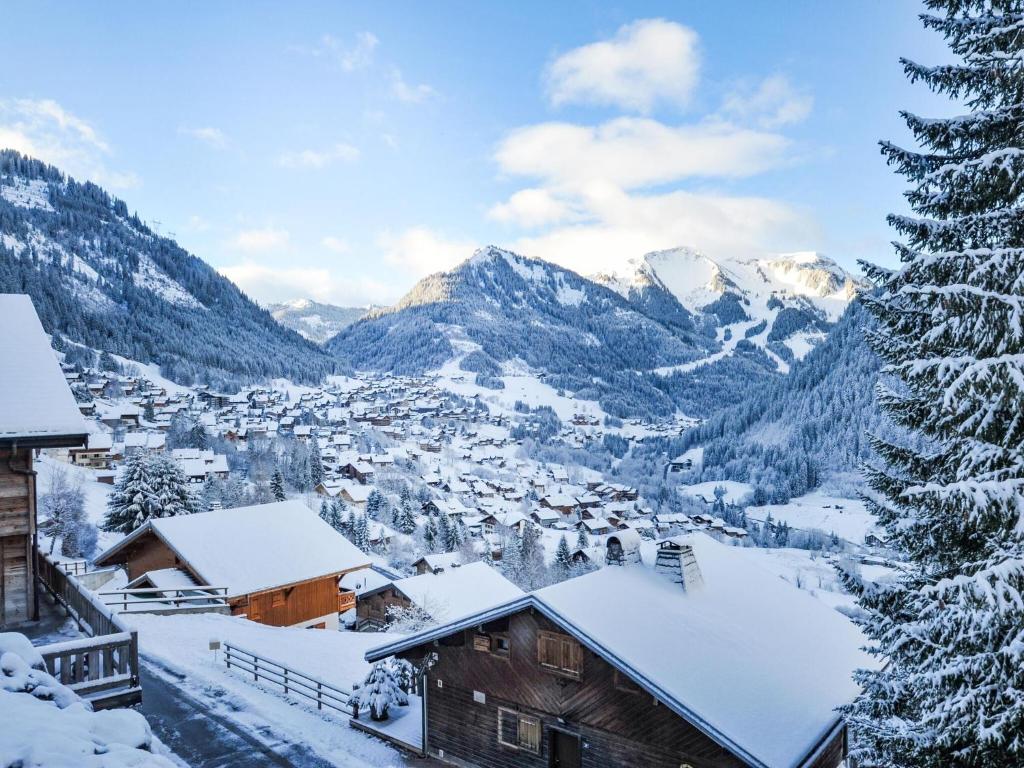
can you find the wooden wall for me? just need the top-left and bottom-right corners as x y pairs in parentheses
(234, 575), (341, 627)
(407, 609), (844, 768)
(0, 448), (34, 627)
(117, 532), (182, 581)
(357, 587), (410, 628)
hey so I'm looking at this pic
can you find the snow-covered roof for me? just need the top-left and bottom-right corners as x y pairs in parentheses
(0, 294), (87, 446)
(367, 533), (874, 768)
(391, 561), (522, 624)
(96, 500), (370, 597)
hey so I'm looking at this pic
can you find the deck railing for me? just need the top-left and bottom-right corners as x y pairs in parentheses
(98, 586), (229, 614)
(222, 641), (352, 716)
(34, 550), (142, 709)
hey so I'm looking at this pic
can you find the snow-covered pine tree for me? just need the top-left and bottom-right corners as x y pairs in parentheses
(102, 453), (197, 534)
(353, 661), (403, 721)
(423, 515), (438, 552)
(554, 534), (573, 579)
(575, 528), (589, 550)
(388, 657), (415, 700)
(844, 3), (1024, 766)
(270, 469), (286, 501)
(437, 512), (453, 552)
(365, 489), (384, 520)
(309, 437), (324, 489)
(354, 515), (371, 552)
(396, 493), (417, 535)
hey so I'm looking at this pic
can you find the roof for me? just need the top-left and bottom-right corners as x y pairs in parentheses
(391, 561), (523, 624)
(366, 533), (874, 768)
(96, 500), (370, 597)
(0, 294), (88, 447)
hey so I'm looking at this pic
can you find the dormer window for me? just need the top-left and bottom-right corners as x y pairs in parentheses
(537, 630), (582, 680)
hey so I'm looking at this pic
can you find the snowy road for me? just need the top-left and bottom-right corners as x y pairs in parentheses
(139, 659), (338, 768)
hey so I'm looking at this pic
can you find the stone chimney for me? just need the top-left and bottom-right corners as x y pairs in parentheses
(655, 539), (703, 593)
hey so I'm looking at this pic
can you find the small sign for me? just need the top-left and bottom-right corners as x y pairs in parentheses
(473, 690), (486, 704)
(209, 639), (221, 651)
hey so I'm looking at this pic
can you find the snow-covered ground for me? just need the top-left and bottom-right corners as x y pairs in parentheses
(679, 480), (754, 505)
(747, 491), (879, 544)
(126, 613), (413, 767)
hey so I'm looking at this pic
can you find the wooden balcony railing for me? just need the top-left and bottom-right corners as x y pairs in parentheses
(34, 549), (142, 709)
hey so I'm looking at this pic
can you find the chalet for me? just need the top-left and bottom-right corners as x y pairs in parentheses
(356, 561), (521, 631)
(539, 493), (577, 516)
(365, 533), (874, 768)
(69, 432), (114, 469)
(530, 509), (560, 528)
(94, 501), (370, 630)
(411, 552), (464, 575)
(0, 295), (88, 627)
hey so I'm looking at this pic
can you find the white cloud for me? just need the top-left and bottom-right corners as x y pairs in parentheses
(722, 75), (813, 129)
(508, 182), (816, 276)
(0, 98), (138, 189)
(278, 142), (360, 169)
(230, 227), (290, 252)
(377, 227), (476, 278)
(178, 126), (228, 148)
(391, 68), (436, 104)
(219, 261), (392, 307)
(545, 19), (700, 113)
(488, 188), (580, 228)
(321, 236), (350, 253)
(304, 31), (379, 71)
(496, 117), (791, 189)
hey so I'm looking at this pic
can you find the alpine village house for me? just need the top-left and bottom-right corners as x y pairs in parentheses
(95, 500), (370, 629)
(1, 294), (88, 628)
(366, 535), (873, 768)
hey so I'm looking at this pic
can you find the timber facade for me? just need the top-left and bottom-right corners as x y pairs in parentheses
(397, 608), (847, 768)
(0, 447), (35, 627)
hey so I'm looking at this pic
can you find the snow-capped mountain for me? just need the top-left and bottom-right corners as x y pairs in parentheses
(594, 247), (864, 370)
(329, 246), (780, 419)
(0, 150), (334, 383)
(268, 299), (365, 344)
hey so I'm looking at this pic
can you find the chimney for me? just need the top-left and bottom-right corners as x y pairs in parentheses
(655, 540), (703, 593)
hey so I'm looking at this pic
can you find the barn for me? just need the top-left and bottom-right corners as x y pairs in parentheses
(0, 295), (88, 628)
(365, 533), (875, 768)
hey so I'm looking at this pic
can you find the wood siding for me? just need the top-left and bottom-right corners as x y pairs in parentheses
(408, 609), (751, 768)
(233, 574), (341, 627)
(0, 448), (35, 627)
(357, 588), (410, 628)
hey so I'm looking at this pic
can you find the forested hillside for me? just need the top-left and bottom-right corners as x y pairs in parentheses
(329, 246), (780, 419)
(0, 151), (335, 385)
(678, 300), (887, 500)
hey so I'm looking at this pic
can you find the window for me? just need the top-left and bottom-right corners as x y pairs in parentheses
(491, 634), (510, 657)
(497, 708), (541, 753)
(537, 631), (583, 679)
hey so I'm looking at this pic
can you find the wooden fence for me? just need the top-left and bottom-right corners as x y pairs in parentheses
(99, 585), (229, 614)
(35, 549), (142, 708)
(222, 642), (352, 716)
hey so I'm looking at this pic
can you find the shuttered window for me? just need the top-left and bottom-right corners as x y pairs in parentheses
(537, 630), (583, 679)
(497, 707), (541, 753)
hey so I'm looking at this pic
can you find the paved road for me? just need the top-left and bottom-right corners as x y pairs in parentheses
(139, 660), (339, 768)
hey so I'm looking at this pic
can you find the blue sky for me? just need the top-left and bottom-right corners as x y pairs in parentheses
(0, 1), (952, 306)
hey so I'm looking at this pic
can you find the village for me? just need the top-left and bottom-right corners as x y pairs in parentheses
(1, 292), (892, 768)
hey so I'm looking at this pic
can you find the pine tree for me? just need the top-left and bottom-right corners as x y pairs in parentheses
(437, 513), (453, 552)
(575, 528), (589, 550)
(103, 453), (197, 534)
(423, 515), (439, 552)
(270, 469), (286, 501)
(352, 661), (403, 721)
(843, 4), (1024, 766)
(396, 492), (417, 534)
(554, 534), (573, 579)
(354, 515), (371, 552)
(366, 489), (384, 520)
(309, 437), (324, 489)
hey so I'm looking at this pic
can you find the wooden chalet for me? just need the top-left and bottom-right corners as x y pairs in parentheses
(95, 500), (370, 630)
(365, 534), (873, 768)
(0, 295), (89, 628)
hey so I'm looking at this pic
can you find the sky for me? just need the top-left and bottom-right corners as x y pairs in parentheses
(0, 1), (954, 307)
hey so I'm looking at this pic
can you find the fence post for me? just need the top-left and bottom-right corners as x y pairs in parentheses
(254, 656), (259, 682)
(283, 667), (289, 695)
(226, 645), (231, 670)
(317, 681), (322, 710)
(129, 630), (140, 687)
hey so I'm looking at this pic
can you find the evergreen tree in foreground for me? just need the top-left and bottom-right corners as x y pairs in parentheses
(270, 469), (286, 502)
(103, 453), (198, 534)
(843, 3), (1024, 765)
